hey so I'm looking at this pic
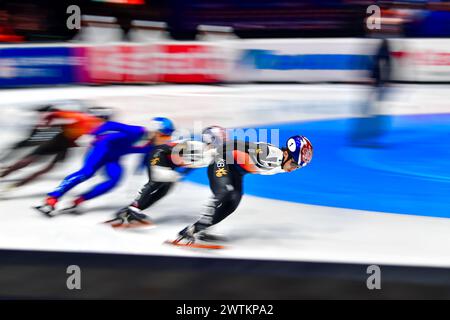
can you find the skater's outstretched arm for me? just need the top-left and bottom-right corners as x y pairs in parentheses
(128, 142), (154, 154)
(91, 121), (145, 137)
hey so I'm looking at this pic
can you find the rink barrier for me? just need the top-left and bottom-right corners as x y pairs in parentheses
(389, 38), (450, 82)
(0, 46), (82, 87)
(0, 249), (450, 299)
(225, 38), (380, 83)
(0, 38), (449, 87)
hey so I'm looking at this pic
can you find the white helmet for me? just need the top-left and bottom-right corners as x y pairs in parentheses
(202, 125), (227, 147)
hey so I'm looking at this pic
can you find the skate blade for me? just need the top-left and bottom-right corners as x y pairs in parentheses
(33, 206), (55, 218)
(104, 219), (155, 229)
(164, 240), (225, 250)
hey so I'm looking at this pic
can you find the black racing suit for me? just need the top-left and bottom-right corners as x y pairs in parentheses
(0, 126), (70, 187)
(130, 142), (194, 213)
(131, 144), (177, 211)
(0, 113), (61, 163)
(192, 140), (284, 233)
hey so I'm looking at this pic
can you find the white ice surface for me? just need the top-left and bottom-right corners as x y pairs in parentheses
(0, 84), (449, 268)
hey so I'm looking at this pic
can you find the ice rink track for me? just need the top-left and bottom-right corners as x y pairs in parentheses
(0, 84), (449, 268)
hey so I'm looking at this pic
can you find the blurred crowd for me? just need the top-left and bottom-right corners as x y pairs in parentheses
(0, 0), (449, 44)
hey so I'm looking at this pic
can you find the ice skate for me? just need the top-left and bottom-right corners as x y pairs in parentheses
(166, 225), (225, 250)
(105, 206), (154, 229)
(34, 197), (58, 217)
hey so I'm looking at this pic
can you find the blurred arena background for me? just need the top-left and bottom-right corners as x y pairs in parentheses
(0, 0), (449, 299)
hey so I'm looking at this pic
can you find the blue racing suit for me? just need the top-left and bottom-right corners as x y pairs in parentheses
(48, 121), (153, 201)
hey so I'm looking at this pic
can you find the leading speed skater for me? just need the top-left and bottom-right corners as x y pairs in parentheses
(172, 134), (313, 245)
